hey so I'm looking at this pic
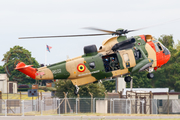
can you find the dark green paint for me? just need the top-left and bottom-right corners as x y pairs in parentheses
(117, 35), (127, 42)
(116, 52), (124, 69)
(134, 36), (148, 57)
(131, 58), (153, 74)
(85, 52), (98, 56)
(48, 61), (70, 79)
(83, 53), (113, 80)
(47, 35), (155, 82)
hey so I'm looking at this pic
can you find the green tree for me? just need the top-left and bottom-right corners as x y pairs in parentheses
(2, 46), (39, 84)
(129, 71), (153, 88)
(174, 40), (180, 50)
(158, 34), (174, 49)
(102, 80), (115, 92)
(0, 66), (5, 73)
(55, 80), (106, 98)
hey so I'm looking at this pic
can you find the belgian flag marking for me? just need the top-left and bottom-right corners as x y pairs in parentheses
(77, 63), (86, 72)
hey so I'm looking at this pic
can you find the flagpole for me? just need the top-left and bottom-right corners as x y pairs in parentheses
(45, 44), (47, 66)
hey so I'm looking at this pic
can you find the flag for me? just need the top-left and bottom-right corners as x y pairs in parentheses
(46, 45), (52, 52)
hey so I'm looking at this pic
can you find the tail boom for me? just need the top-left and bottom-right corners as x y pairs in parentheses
(15, 62), (37, 79)
(15, 62), (54, 80)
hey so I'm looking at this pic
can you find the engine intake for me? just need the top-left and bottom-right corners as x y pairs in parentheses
(84, 44), (98, 56)
(111, 38), (136, 51)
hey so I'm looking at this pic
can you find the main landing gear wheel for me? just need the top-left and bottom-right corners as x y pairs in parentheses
(74, 85), (79, 95)
(147, 73), (154, 79)
(124, 76), (131, 82)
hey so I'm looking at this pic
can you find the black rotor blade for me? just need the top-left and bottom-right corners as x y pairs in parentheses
(127, 26), (151, 33)
(127, 18), (180, 33)
(84, 27), (115, 34)
(19, 33), (110, 39)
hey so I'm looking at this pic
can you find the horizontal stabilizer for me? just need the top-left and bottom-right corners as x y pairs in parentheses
(15, 62), (33, 69)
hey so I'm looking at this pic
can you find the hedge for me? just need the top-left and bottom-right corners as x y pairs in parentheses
(18, 88), (32, 91)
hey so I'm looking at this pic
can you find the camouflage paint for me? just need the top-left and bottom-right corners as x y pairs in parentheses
(16, 34), (171, 87)
(48, 61), (70, 79)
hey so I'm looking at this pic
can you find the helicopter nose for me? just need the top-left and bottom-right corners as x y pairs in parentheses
(163, 47), (170, 55)
(165, 54), (170, 63)
(164, 48), (171, 64)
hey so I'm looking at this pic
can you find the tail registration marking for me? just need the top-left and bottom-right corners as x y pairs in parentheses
(35, 72), (45, 76)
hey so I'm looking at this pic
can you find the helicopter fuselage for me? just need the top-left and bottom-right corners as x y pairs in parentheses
(16, 35), (170, 86)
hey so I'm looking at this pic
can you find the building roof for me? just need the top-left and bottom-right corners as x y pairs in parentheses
(107, 93), (120, 98)
(153, 92), (180, 95)
(122, 88), (169, 95)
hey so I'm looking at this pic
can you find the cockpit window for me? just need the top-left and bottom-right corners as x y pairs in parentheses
(134, 50), (142, 60)
(157, 43), (163, 51)
(160, 43), (170, 55)
(155, 42), (163, 52)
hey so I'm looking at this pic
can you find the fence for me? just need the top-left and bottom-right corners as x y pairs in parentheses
(0, 98), (180, 116)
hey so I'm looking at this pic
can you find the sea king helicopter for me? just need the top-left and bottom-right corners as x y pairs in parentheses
(16, 27), (171, 94)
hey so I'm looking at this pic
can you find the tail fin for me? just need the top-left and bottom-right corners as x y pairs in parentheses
(15, 62), (37, 79)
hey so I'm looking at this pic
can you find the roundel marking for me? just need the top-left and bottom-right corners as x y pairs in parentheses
(77, 63), (86, 72)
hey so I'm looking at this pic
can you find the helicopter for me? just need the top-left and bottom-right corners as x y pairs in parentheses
(15, 27), (171, 95)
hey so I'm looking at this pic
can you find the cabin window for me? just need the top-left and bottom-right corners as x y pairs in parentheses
(155, 42), (163, 52)
(89, 62), (95, 69)
(123, 53), (131, 68)
(123, 53), (129, 62)
(102, 54), (120, 72)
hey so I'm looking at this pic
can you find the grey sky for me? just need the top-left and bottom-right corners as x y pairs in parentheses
(0, 0), (180, 66)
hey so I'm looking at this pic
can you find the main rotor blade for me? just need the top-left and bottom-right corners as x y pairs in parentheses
(127, 26), (155, 33)
(19, 33), (110, 39)
(128, 18), (180, 33)
(127, 26), (154, 33)
(84, 27), (115, 34)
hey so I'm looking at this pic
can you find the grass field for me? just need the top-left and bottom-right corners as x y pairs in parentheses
(2, 93), (37, 100)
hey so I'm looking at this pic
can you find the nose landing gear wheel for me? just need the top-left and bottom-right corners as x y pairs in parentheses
(147, 73), (154, 79)
(124, 76), (131, 82)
